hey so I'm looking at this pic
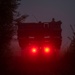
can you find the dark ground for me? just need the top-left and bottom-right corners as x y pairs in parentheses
(0, 38), (75, 75)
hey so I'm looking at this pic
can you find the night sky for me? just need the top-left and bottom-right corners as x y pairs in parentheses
(17, 0), (75, 49)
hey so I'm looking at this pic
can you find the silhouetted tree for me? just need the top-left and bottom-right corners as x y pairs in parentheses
(62, 25), (75, 75)
(0, 0), (20, 74)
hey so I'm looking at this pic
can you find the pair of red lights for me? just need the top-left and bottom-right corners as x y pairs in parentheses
(31, 47), (51, 53)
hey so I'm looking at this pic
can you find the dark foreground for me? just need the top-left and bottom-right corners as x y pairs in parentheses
(0, 50), (75, 75)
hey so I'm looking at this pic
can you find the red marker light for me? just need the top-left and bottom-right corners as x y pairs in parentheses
(32, 48), (37, 53)
(44, 47), (50, 53)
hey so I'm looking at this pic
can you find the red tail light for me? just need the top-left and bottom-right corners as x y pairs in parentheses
(44, 47), (51, 53)
(31, 48), (37, 53)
